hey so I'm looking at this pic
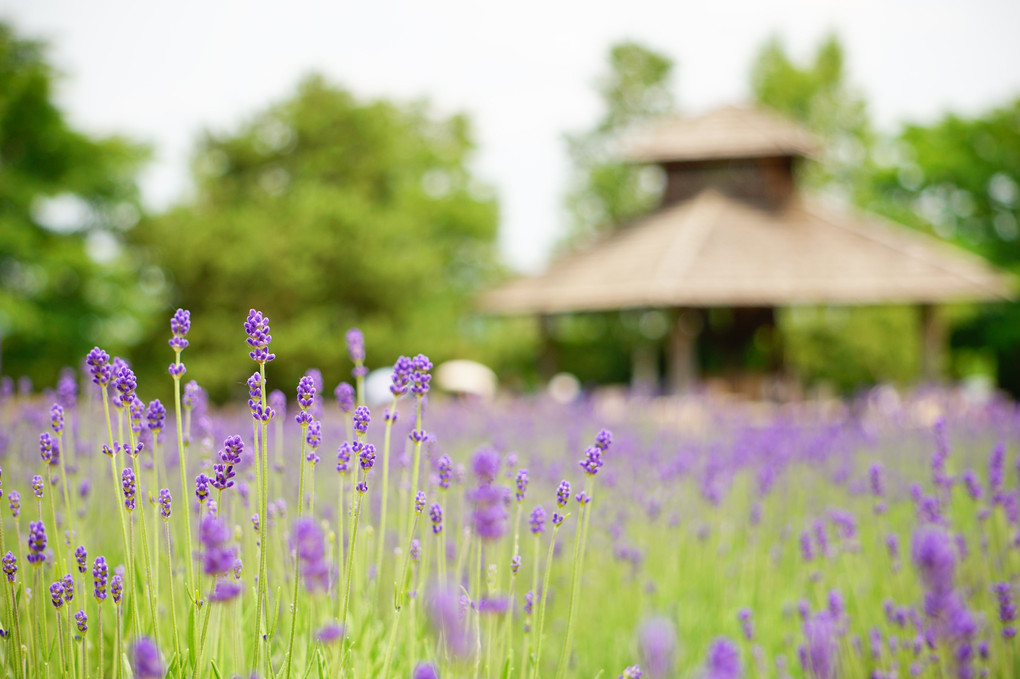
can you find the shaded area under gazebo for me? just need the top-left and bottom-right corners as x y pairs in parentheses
(482, 106), (1013, 393)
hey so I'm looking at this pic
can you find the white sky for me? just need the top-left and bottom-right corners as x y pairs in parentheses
(5, 0), (1020, 272)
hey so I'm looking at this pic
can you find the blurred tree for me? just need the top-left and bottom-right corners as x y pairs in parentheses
(863, 100), (1020, 392)
(0, 22), (154, 386)
(131, 75), (508, 399)
(749, 35), (927, 392)
(751, 34), (874, 202)
(562, 41), (675, 246)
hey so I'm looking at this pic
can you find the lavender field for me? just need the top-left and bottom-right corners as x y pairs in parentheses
(0, 309), (1017, 679)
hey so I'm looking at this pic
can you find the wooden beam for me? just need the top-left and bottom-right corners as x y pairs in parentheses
(667, 309), (702, 394)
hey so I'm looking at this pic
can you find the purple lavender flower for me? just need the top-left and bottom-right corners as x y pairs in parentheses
(556, 480), (571, 508)
(130, 637), (165, 679)
(93, 557), (108, 601)
(146, 400), (166, 434)
(315, 623), (345, 644)
(410, 354), (432, 395)
(962, 470), (983, 501)
(122, 468), (137, 511)
(334, 382), (355, 413)
(802, 612), (837, 679)
(296, 375), (316, 425)
(27, 521), (46, 565)
(415, 491), (427, 514)
(703, 637), (741, 679)
(410, 539), (421, 562)
(169, 308), (191, 351)
(8, 491), (19, 519)
(31, 475), (43, 499)
(195, 473), (210, 504)
(619, 667), (642, 679)
(994, 582), (1017, 638)
(346, 328), (366, 370)
(336, 441), (352, 474)
(62, 573), (73, 602)
(39, 433), (54, 464)
(580, 446), (603, 476)
(869, 463), (884, 497)
(111, 574), (123, 605)
(75, 545), (87, 574)
(430, 503), (443, 534)
(2, 552), (16, 582)
(412, 662), (439, 679)
(114, 365), (137, 402)
(50, 404), (64, 434)
(208, 579), (243, 603)
(75, 610), (87, 633)
(390, 356), (413, 397)
(515, 469), (529, 502)
(353, 406), (371, 436)
(244, 309), (275, 363)
(306, 421), (322, 452)
(437, 455), (453, 490)
(552, 512), (565, 527)
(358, 443), (376, 472)
(472, 448), (500, 484)
(159, 489), (172, 520)
(510, 555), (521, 575)
(427, 587), (472, 657)
(50, 581), (65, 609)
(292, 517), (329, 592)
(911, 526), (956, 597)
(827, 590), (844, 622)
(990, 443), (1005, 497)
(638, 616), (676, 678)
(529, 506), (546, 535)
(86, 347), (113, 387)
(56, 368), (77, 409)
(200, 515), (236, 576)
(738, 608), (753, 641)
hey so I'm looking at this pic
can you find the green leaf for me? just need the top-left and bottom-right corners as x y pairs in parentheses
(501, 657), (512, 679)
(210, 658), (223, 679)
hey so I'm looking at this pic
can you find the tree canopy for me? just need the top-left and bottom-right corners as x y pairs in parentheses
(131, 75), (503, 398)
(562, 41), (675, 247)
(0, 22), (154, 385)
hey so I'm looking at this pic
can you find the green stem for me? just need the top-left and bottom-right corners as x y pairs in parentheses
(393, 396), (425, 611)
(283, 426), (308, 679)
(97, 606), (103, 679)
(339, 472), (366, 642)
(165, 523), (182, 667)
(45, 470), (65, 573)
(172, 366), (196, 600)
(374, 396), (398, 593)
(56, 431), (76, 549)
(129, 427), (159, 643)
(531, 522), (562, 679)
(554, 477), (593, 679)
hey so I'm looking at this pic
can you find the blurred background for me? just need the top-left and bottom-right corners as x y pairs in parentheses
(2, 0), (1020, 402)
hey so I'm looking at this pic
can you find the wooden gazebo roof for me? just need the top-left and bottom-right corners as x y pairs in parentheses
(621, 105), (819, 164)
(482, 189), (1013, 314)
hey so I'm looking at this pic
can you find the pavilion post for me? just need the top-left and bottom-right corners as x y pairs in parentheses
(538, 314), (557, 381)
(667, 308), (701, 394)
(919, 303), (944, 382)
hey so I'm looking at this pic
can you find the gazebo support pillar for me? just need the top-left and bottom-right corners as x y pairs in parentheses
(919, 303), (944, 382)
(631, 342), (658, 394)
(667, 308), (702, 394)
(538, 314), (557, 381)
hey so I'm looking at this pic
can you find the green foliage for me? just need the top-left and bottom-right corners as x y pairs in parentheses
(0, 22), (154, 384)
(131, 75), (507, 399)
(750, 33), (873, 198)
(562, 42), (675, 246)
(781, 306), (920, 392)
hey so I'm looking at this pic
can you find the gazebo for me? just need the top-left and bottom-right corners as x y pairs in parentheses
(481, 106), (1013, 393)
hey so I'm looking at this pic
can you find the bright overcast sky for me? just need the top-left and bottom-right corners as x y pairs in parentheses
(6, 0), (1020, 272)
